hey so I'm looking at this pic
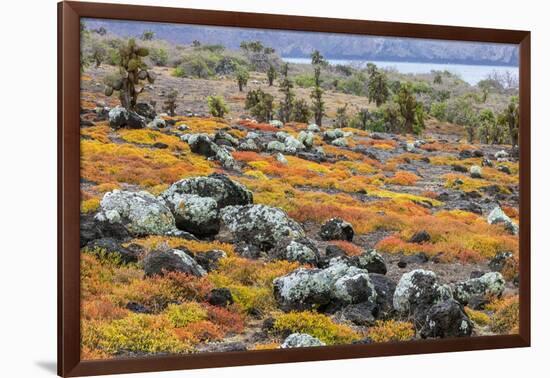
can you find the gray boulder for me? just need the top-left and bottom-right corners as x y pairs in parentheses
(298, 131), (315, 148)
(284, 136), (306, 154)
(187, 133), (237, 169)
(95, 190), (176, 236)
(319, 218), (354, 241)
(307, 123), (320, 132)
(108, 106), (146, 129)
(348, 249), (387, 275)
(160, 174), (252, 236)
(280, 333), (325, 348)
(331, 137), (348, 147)
(238, 138), (260, 152)
(420, 299), (473, 338)
(269, 120), (284, 128)
(487, 206), (519, 235)
(267, 140), (286, 153)
(134, 102), (157, 120)
(452, 272), (505, 306)
(273, 260), (377, 312)
(393, 269), (452, 317)
(219, 204), (305, 251)
(470, 165), (483, 178)
(272, 238), (320, 265)
(143, 249), (206, 277)
(489, 251), (515, 273)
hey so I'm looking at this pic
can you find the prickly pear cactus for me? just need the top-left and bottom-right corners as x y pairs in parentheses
(104, 38), (156, 110)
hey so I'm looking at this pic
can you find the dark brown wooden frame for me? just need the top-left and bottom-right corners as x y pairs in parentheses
(58, 1), (531, 376)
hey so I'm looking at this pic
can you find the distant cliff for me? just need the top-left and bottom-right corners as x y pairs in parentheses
(84, 19), (519, 66)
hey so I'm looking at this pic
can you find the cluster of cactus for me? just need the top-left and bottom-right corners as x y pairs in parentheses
(104, 38), (156, 110)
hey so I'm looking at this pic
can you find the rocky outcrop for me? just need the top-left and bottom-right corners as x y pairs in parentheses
(160, 174), (252, 236)
(280, 333), (325, 348)
(319, 218), (354, 241)
(273, 260), (377, 312)
(452, 272), (505, 306)
(219, 204), (305, 251)
(95, 190), (177, 237)
(420, 299), (473, 338)
(393, 269), (452, 319)
(186, 133), (237, 169)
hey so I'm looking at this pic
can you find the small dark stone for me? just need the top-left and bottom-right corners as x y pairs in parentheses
(319, 218), (354, 241)
(497, 165), (512, 174)
(338, 302), (377, 326)
(142, 249), (204, 277)
(467, 296), (489, 310)
(194, 249), (226, 272)
(397, 261), (407, 268)
(473, 150), (484, 157)
(262, 317), (276, 331)
(207, 288), (234, 307)
(409, 230), (431, 244)
(399, 252), (429, 266)
(452, 164), (468, 173)
(126, 302), (150, 314)
(459, 150), (473, 159)
(152, 142), (169, 149)
(85, 237), (141, 264)
(420, 299), (473, 338)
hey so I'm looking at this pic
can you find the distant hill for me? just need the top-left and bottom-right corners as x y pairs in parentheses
(83, 18), (519, 66)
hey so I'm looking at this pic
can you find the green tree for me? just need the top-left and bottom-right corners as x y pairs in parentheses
(90, 41), (107, 67)
(477, 109), (496, 144)
(240, 40), (264, 53)
(310, 66), (325, 126)
(245, 89), (274, 122)
(501, 97), (519, 146)
(192, 40), (201, 47)
(367, 70), (390, 107)
(149, 48), (168, 66)
(236, 68), (249, 92)
(291, 99), (311, 123)
(396, 83), (423, 134)
(207, 96), (229, 118)
(430, 101), (447, 121)
(189, 56), (211, 78)
(350, 108), (370, 130)
(433, 72), (443, 84)
(278, 63), (294, 124)
(310, 49), (328, 67)
(335, 104), (349, 128)
(103, 38), (155, 110)
(267, 65), (277, 86)
(141, 30), (155, 41)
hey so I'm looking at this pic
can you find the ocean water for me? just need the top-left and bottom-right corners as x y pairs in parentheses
(282, 57), (518, 86)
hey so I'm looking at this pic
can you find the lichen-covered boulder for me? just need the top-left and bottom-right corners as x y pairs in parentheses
(219, 204), (306, 251)
(307, 123), (320, 132)
(84, 237), (142, 264)
(238, 138), (260, 152)
(134, 102), (157, 120)
(187, 133), (237, 169)
(420, 299), (473, 338)
(348, 249), (387, 275)
(319, 218), (354, 241)
(331, 137), (348, 147)
(269, 119), (284, 128)
(393, 269), (452, 317)
(298, 131), (315, 148)
(267, 140), (286, 153)
(194, 249), (227, 272)
(280, 333), (325, 348)
(275, 152), (288, 165)
(143, 249), (206, 277)
(487, 206), (519, 235)
(214, 130), (239, 146)
(284, 136), (306, 154)
(489, 251), (515, 273)
(323, 128), (345, 142)
(273, 260), (377, 312)
(108, 106), (146, 129)
(95, 190), (176, 236)
(470, 165), (483, 178)
(452, 272), (505, 306)
(272, 238), (320, 265)
(160, 174), (252, 236)
(147, 117), (166, 129)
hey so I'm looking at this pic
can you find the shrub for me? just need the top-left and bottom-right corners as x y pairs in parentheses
(291, 98), (311, 123)
(367, 320), (415, 343)
(81, 198), (100, 214)
(245, 89), (274, 122)
(149, 47), (168, 66)
(207, 95), (229, 118)
(206, 304), (245, 334)
(81, 298), (128, 321)
(236, 68), (249, 91)
(386, 171), (420, 186)
(176, 320), (224, 343)
(465, 307), (490, 326)
(273, 311), (361, 345)
(430, 101), (447, 121)
(328, 240), (362, 256)
(488, 296), (519, 334)
(82, 314), (191, 355)
(172, 65), (186, 78)
(165, 302), (208, 327)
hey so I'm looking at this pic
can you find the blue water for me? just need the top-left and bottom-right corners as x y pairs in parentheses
(282, 57), (518, 86)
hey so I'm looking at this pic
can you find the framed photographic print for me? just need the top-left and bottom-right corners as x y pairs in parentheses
(58, 1), (530, 376)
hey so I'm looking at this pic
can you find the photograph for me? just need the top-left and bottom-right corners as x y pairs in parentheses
(78, 17), (521, 360)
